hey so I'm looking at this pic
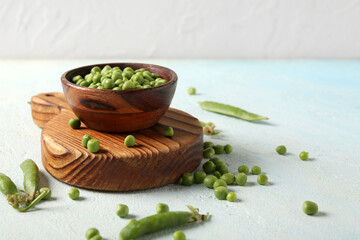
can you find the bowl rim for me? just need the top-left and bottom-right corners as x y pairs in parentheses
(61, 62), (178, 93)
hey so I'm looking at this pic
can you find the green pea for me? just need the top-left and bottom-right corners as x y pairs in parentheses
(276, 145), (287, 155)
(89, 83), (97, 88)
(122, 71), (133, 80)
(72, 75), (82, 82)
(149, 81), (156, 87)
(224, 144), (232, 154)
(302, 201), (318, 215)
(213, 179), (227, 189)
(39, 187), (51, 200)
(124, 67), (134, 72)
(68, 188), (80, 200)
(124, 135), (136, 147)
(113, 87), (121, 90)
(114, 79), (123, 86)
(112, 71), (122, 81)
(202, 161), (216, 174)
(122, 80), (136, 90)
(68, 118), (81, 129)
(177, 176), (183, 185)
(89, 234), (103, 240)
(131, 74), (144, 85)
(154, 79), (167, 86)
(173, 230), (186, 240)
(92, 73), (101, 83)
(203, 175), (217, 188)
(143, 84), (151, 88)
(143, 71), (154, 81)
(97, 86), (104, 89)
(76, 79), (83, 85)
(116, 204), (129, 218)
(251, 166), (261, 175)
(164, 127), (174, 137)
(112, 67), (122, 73)
(135, 68), (146, 73)
(103, 78), (115, 89)
(257, 174), (268, 185)
(181, 172), (194, 186)
(85, 73), (93, 82)
(156, 203), (169, 213)
(203, 141), (214, 149)
(101, 65), (111, 75)
(214, 186), (227, 200)
(226, 192), (236, 202)
(213, 171), (221, 179)
(299, 151), (309, 160)
(203, 147), (215, 158)
(235, 173), (247, 186)
(86, 228), (100, 240)
(188, 87), (196, 95)
(209, 156), (222, 165)
(217, 164), (229, 175)
(151, 73), (160, 79)
(213, 145), (224, 154)
(82, 134), (92, 147)
(91, 66), (101, 74)
(194, 171), (206, 184)
(80, 81), (90, 87)
(238, 165), (249, 174)
(87, 139), (100, 153)
(220, 173), (235, 184)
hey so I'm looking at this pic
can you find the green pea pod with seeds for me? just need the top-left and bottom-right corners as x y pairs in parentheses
(119, 205), (209, 240)
(0, 173), (18, 196)
(20, 159), (40, 201)
(198, 101), (268, 121)
(12, 188), (50, 212)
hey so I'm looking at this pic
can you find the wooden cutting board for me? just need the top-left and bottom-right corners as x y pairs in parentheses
(31, 92), (203, 191)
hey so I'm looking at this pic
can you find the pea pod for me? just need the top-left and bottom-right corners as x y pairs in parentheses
(0, 173), (18, 196)
(13, 188), (50, 212)
(119, 205), (209, 240)
(198, 101), (268, 121)
(20, 159), (40, 201)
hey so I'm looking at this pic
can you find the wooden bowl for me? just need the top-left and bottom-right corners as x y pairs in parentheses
(61, 63), (177, 132)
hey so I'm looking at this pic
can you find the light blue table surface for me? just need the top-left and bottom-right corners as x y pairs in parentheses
(0, 60), (359, 240)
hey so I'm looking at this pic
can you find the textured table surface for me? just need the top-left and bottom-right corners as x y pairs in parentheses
(0, 60), (359, 240)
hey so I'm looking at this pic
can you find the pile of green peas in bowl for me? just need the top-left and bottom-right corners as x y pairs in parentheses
(71, 65), (167, 90)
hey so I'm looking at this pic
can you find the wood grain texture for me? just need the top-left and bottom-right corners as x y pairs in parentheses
(32, 92), (203, 191)
(61, 63), (177, 132)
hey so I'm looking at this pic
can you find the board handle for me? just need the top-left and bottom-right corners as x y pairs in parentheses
(31, 92), (70, 128)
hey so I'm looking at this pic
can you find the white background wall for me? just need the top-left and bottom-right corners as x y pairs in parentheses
(1, 0), (359, 59)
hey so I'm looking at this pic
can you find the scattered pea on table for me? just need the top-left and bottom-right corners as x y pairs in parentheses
(224, 144), (232, 154)
(82, 134), (92, 147)
(116, 204), (129, 218)
(68, 118), (81, 129)
(276, 145), (287, 155)
(85, 228), (100, 240)
(257, 174), (268, 185)
(299, 151), (309, 160)
(203, 147), (215, 158)
(187, 87), (196, 95)
(203, 175), (218, 188)
(235, 173), (247, 186)
(202, 161), (216, 174)
(302, 201), (318, 215)
(220, 173), (235, 185)
(238, 165), (249, 174)
(68, 188), (80, 200)
(173, 230), (186, 240)
(181, 172), (194, 186)
(214, 186), (227, 200)
(194, 171), (207, 184)
(203, 141), (214, 149)
(251, 166), (261, 175)
(164, 127), (174, 137)
(213, 179), (227, 189)
(226, 192), (237, 202)
(87, 139), (100, 153)
(213, 145), (224, 154)
(124, 135), (136, 147)
(156, 203), (169, 213)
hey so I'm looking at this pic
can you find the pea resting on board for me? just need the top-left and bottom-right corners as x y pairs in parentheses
(198, 101), (268, 121)
(119, 205), (209, 240)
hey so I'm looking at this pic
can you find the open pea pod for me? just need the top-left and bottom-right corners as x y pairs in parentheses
(0, 173), (18, 196)
(20, 159), (40, 201)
